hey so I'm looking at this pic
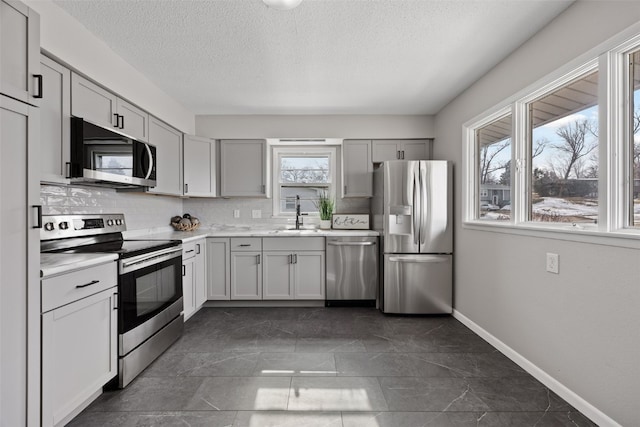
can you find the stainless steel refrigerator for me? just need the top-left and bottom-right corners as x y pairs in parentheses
(372, 160), (453, 314)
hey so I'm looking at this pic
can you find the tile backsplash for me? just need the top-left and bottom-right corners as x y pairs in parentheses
(41, 184), (371, 231)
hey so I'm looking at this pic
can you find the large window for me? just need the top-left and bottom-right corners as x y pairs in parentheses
(528, 71), (599, 224)
(463, 28), (640, 241)
(272, 147), (336, 216)
(630, 50), (640, 228)
(476, 114), (512, 221)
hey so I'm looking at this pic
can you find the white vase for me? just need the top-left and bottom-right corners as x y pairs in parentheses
(320, 219), (331, 230)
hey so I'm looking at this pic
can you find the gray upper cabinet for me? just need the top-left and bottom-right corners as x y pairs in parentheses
(71, 73), (149, 142)
(342, 139), (373, 198)
(372, 139), (431, 162)
(146, 116), (183, 196)
(40, 55), (71, 184)
(220, 139), (267, 197)
(0, 0), (40, 106)
(183, 135), (216, 197)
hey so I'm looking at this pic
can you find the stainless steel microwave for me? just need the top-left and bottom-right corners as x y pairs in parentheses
(70, 117), (156, 188)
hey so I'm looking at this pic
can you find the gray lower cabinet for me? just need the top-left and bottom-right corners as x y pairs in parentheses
(207, 238), (231, 300)
(230, 252), (263, 300)
(40, 54), (71, 184)
(182, 239), (207, 320)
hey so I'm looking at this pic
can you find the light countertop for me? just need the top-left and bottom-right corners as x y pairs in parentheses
(40, 253), (118, 278)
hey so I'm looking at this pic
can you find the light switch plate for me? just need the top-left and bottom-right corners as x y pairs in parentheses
(252, 209), (262, 219)
(546, 252), (559, 274)
(233, 209), (240, 218)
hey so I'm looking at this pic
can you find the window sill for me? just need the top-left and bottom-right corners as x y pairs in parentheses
(462, 220), (640, 250)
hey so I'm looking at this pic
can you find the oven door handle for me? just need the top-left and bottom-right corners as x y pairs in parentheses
(120, 246), (182, 273)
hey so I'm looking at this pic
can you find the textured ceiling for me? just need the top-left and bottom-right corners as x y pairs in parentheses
(53, 0), (573, 115)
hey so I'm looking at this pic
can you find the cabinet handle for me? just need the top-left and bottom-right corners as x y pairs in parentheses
(288, 254), (292, 264)
(65, 162), (72, 179)
(120, 114), (125, 129)
(182, 265), (186, 276)
(113, 293), (118, 310)
(257, 254), (261, 264)
(344, 185), (347, 195)
(196, 244), (201, 254)
(185, 249), (195, 254)
(396, 150), (400, 159)
(184, 183), (189, 194)
(294, 254), (298, 264)
(33, 74), (43, 98)
(113, 113), (119, 128)
(261, 184), (266, 193)
(76, 279), (100, 289)
(239, 244), (251, 247)
(401, 150), (405, 159)
(33, 205), (42, 229)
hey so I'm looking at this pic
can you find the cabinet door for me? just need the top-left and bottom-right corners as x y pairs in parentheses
(182, 257), (195, 320)
(183, 135), (216, 197)
(262, 252), (293, 300)
(207, 238), (230, 300)
(0, 0), (40, 105)
(401, 140), (428, 160)
(220, 140), (267, 197)
(116, 98), (149, 142)
(70, 73), (117, 128)
(40, 55), (71, 184)
(147, 116), (183, 196)
(342, 140), (372, 198)
(1, 95), (40, 427)
(194, 240), (207, 308)
(293, 251), (325, 300)
(41, 288), (117, 427)
(371, 140), (400, 162)
(230, 252), (262, 300)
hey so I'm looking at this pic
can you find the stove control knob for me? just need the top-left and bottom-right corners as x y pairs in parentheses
(44, 222), (55, 231)
(115, 219), (123, 226)
(59, 221), (69, 230)
(107, 219), (114, 226)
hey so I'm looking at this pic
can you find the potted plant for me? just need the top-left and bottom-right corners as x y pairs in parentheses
(316, 192), (334, 229)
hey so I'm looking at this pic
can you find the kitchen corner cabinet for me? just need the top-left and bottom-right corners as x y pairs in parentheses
(40, 55), (71, 184)
(207, 238), (231, 300)
(342, 139), (373, 198)
(182, 239), (206, 320)
(70, 73), (149, 142)
(220, 139), (267, 197)
(1, 94), (41, 427)
(372, 139), (432, 162)
(146, 116), (183, 196)
(1, 0), (40, 106)
(183, 135), (216, 197)
(262, 237), (325, 300)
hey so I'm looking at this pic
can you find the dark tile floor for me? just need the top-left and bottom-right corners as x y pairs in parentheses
(69, 307), (598, 426)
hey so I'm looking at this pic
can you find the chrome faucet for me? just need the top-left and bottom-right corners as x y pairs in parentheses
(295, 195), (307, 230)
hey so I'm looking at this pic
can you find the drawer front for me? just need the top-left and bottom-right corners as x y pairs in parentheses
(42, 262), (117, 312)
(262, 237), (325, 252)
(230, 237), (262, 252)
(182, 241), (197, 260)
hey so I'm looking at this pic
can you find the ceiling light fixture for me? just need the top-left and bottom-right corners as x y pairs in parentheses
(263, 0), (303, 11)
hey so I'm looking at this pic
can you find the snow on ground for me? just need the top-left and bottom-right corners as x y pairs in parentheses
(532, 197), (598, 217)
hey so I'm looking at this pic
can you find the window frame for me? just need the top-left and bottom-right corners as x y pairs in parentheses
(271, 146), (337, 218)
(462, 26), (640, 249)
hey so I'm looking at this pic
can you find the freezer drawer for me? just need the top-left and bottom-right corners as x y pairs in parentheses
(326, 237), (378, 305)
(382, 254), (452, 314)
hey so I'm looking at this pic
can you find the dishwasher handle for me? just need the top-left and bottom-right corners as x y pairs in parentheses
(327, 241), (376, 247)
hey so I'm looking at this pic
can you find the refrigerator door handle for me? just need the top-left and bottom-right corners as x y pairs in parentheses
(420, 164), (428, 245)
(388, 255), (448, 263)
(412, 167), (420, 246)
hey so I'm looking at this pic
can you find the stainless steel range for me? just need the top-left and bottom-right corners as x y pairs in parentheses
(40, 214), (184, 388)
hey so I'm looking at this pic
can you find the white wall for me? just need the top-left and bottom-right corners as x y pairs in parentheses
(25, 0), (195, 134)
(434, 2), (640, 426)
(196, 114), (433, 139)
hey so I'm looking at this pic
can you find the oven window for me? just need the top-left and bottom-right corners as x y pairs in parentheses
(135, 263), (178, 317)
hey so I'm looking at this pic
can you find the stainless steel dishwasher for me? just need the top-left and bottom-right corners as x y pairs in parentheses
(326, 236), (378, 307)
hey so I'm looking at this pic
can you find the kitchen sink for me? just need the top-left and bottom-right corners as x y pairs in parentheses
(270, 228), (321, 234)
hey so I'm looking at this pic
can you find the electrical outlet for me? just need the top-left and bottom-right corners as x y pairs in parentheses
(252, 209), (262, 219)
(546, 252), (559, 274)
(233, 209), (240, 218)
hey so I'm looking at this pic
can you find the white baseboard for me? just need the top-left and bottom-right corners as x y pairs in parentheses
(452, 309), (620, 427)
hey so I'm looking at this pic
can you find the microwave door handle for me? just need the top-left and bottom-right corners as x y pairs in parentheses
(144, 144), (154, 180)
